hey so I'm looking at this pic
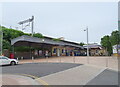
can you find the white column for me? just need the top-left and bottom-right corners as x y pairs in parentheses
(86, 27), (89, 64)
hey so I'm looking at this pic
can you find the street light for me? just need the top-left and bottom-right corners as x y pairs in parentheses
(84, 26), (89, 64)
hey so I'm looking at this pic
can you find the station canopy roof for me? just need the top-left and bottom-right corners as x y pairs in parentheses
(83, 44), (102, 49)
(11, 35), (83, 49)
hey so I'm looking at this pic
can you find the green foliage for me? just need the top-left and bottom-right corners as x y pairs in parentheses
(2, 26), (25, 51)
(79, 42), (85, 46)
(1, 26), (43, 52)
(15, 46), (42, 52)
(15, 46), (30, 52)
(100, 30), (120, 55)
(2, 27), (24, 42)
(101, 35), (110, 47)
(52, 38), (61, 41)
(110, 30), (120, 46)
(24, 33), (31, 36)
(101, 35), (112, 55)
(3, 40), (11, 50)
(33, 33), (44, 38)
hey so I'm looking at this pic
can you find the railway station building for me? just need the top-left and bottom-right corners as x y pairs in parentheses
(11, 35), (85, 59)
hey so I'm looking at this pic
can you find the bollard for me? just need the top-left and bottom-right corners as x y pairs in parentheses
(73, 56), (75, 63)
(46, 57), (48, 62)
(17, 57), (18, 61)
(32, 56), (34, 63)
(106, 57), (108, 67)
(60, 57), (61, 63)
(21, 57), (23, 60)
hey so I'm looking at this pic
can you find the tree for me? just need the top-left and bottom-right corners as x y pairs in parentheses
(101, 35), (112, 56)
(3, 40), (11, 50)
(33, 33), (44, 38)
(2, 26), (43, 52)
(2, 27), (25, 51)
(110, 30), (120, 46)
(2, 27), (24, 43)
(79, 42), (85, 46)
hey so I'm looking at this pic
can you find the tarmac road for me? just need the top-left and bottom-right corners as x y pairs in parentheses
(2, 63), (81, 77)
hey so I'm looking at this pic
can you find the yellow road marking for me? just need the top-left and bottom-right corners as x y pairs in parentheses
(14, 73), (50, 86)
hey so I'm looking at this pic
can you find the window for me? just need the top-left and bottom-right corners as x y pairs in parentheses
(96, 50), (98, 53)
(2, 57), (8, 60)
(62, 49), (64, 53)
(53, 48), (56, 53)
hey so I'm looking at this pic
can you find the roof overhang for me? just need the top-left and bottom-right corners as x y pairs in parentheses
(11, 35), (83, 49)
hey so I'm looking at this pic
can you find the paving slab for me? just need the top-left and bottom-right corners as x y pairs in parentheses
(86, 69), (118, 85)
(41, 65), (106, 85)
(1, 74), (40, 85)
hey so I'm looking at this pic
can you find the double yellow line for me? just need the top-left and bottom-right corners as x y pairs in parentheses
(15, 73), (50, 86)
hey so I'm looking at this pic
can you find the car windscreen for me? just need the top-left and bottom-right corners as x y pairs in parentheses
(1, 57), (9, 60)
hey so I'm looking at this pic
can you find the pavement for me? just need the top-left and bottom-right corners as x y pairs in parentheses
(1, 74), (41, 85)
(41, 65), (118, 85)
(86, 69), (118, 85)
(41, 64), (106, 85)
(1, 62), (119, 86)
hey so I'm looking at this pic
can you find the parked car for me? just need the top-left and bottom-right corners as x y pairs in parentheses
(0, 56), (18, 66)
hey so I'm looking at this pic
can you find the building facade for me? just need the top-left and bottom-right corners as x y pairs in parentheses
(11, 35), (84, 59)
(113, 45), (120, 57)
(83, 44), (107, 56)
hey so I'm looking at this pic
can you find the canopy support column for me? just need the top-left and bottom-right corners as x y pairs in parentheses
(29, 43), (32, 59)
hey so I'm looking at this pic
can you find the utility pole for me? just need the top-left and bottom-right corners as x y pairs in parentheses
(18, 16), (34, 37)
(18, 16), (34, 60)
(84, 26), (89, 64)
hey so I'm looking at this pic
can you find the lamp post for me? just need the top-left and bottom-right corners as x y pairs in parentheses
(84, 26), (89, 64)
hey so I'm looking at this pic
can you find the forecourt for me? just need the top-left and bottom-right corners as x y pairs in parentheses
(2, 63), (118, 85)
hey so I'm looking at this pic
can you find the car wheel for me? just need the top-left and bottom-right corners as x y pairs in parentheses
(10, 61), (16, 65)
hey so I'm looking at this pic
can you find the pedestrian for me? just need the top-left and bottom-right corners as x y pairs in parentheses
(1, 54), (4, 56)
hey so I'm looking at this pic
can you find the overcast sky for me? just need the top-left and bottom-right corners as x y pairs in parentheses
(1, 2), (118, 44)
